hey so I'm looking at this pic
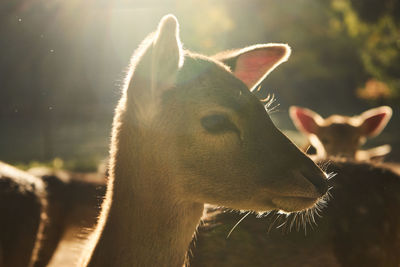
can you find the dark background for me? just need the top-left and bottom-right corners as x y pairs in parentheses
(0, 0), (399, 169)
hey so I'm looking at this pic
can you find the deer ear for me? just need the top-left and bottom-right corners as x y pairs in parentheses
(213, 44), (290, 90)
(359, 106), (392, 137)
(125, 14), (183, 117)
(289, 106), (323, 135)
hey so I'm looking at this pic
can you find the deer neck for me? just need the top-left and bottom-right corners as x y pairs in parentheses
(88, 112), (204, 267)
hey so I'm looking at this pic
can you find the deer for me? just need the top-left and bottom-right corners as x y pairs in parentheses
(189, 159), (400, 267)
(289, 106), (393, 161)
(0, 161), (48, 267)
(0, 161), (103, 267)
(79, 14), (329, 267)
(26, 168), (106, 266)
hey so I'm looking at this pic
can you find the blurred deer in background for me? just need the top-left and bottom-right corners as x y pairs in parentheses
(0, 161), (48, 267)
(27, 168), (106, 267)
(80, 14), (329, 267)
(0, 162), (105, 267)
(289, 106), (392, 161)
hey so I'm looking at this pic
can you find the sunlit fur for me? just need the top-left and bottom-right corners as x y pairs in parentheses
(80, 15), (328, 267)
(216, 170), (334, 239)
(223, 171), (334, 238)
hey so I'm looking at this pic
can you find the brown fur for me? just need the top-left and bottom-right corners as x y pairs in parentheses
(80, 15), (328, 267)
(0, 161), (47, 267)
(190, 159), (400, 267)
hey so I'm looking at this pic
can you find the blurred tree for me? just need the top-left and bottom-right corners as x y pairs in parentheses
(227, 0), (367, 115)
(177, 0), (234, 54)
(357, 78), (392, 101)
(331, 0), (400, 102)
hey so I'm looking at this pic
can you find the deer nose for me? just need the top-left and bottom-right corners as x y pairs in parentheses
(300, 166), (329, 196)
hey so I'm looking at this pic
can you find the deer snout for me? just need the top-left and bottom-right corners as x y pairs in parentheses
(299, 165), (329, 196)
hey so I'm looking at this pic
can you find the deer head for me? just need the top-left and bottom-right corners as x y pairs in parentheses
(115, 15), (329, 214)
(289, 106), (392, 159)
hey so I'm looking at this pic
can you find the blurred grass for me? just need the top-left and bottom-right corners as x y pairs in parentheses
(0, 117), (110, 171)
(0, 118), (111, 165)
(15, 157), (102, 173)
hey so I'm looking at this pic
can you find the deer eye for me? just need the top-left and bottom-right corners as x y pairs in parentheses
(201, 114), (239, 135)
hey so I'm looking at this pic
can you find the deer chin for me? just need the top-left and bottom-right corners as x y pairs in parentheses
(271, 195), (320, 212)
(250, 190), (322, 213)
(253, 172), (328, 213)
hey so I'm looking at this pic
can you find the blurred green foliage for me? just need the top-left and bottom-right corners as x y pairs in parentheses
(331, 0), (400, 101)
(15, 157), (100, 173)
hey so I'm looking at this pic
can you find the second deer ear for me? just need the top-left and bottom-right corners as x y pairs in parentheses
(213, 44), (291, 90)
(359, 106), (392, 137)
(289, 106), (323, 135)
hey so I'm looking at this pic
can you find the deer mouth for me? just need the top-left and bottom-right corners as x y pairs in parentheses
(260, 171), (329, 212)
(271, 195), (320, 212)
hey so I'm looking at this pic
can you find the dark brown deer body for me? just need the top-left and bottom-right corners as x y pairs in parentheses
(190, 159), (400, 267)
(0, 161), (47, 267)
(18, 167), (106, 266)
(80, 15), (328, 266)
(0, 162), (104, 267)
